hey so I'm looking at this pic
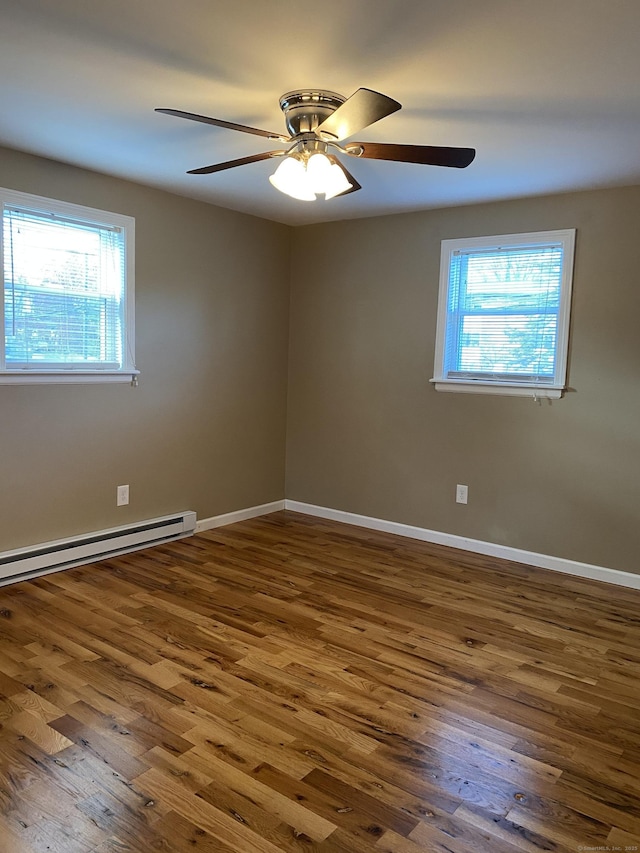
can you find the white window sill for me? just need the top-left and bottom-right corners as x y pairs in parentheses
(431, 379), (564, 399)
(0, 370), (139, 385)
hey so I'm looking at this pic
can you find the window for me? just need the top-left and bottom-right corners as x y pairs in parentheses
(432, 229), (575, 398)
(0, 187), (136, 384)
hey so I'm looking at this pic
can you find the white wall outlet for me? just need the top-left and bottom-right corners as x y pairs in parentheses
(116, 484), (130, 506)
(456, 484), (468, 504)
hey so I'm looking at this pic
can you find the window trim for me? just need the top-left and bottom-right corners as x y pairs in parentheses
(0, 187), (137, 385)
(432, 229), (576, 398)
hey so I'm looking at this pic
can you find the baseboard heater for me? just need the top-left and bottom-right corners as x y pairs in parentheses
(0, 511), (197, 587)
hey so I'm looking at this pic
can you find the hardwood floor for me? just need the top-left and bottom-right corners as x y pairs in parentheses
(0, 510), (639, 852)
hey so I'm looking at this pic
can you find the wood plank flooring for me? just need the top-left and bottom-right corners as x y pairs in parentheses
(0, 510), (639, 852)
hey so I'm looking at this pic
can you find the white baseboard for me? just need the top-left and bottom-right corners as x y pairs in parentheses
(195, 500), (285, 533)
(284, 500), (640, 591)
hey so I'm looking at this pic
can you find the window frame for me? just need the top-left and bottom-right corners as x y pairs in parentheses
(432, 228), (576, 398)
(0, 186), (137, 385)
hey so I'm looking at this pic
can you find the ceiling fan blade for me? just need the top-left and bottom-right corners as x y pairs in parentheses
(316, 88), (401, 141)
(349, 142), (476, 168)
(156, 108), (287, 141)
(330, 157), (362, 196)
(187, 151), (284, 175)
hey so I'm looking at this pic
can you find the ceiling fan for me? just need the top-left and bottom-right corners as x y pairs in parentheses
(156, 88), (476, 201)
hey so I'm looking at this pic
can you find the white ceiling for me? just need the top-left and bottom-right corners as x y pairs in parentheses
(1, 0), (639, 226)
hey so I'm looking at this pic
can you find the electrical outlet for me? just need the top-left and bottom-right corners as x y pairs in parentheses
(116, 484), (129, 506)
(456, 484), (468, 504)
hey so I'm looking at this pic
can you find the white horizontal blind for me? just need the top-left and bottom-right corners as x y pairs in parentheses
(3, 206), (125, 369)
(443, 241), (565, 385)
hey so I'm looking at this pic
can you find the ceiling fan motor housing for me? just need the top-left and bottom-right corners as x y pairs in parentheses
(279, 90), (345, 137)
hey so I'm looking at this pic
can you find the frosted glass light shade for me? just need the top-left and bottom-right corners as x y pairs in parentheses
(269, 156), (315, 201)
(307, 153), (352, 199)
(270, 152), (352, 201)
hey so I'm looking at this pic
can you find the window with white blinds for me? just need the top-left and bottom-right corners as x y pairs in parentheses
(432, 230), (575, 398)
(0, 187), (136, 384)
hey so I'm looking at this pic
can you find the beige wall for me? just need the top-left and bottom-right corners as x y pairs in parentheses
(286, 186), (640, 575)
(0, 147), (290, 551)
(2, 144), (639, 576)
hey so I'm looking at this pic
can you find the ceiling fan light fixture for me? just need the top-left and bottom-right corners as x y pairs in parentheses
(307, 152), (352, 199)
(269, 151), (353, 201)
(269, 155), (316, 201)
